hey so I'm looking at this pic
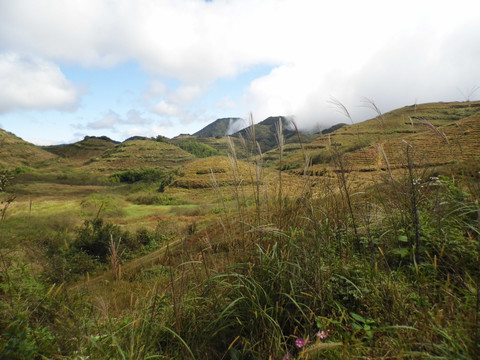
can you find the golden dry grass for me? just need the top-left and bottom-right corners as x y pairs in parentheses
(286, 101), (480, 176)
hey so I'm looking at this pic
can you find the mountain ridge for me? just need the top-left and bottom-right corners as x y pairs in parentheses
(1, 100), (479, 173)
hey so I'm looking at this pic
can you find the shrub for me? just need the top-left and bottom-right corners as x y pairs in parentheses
(72, 218), (126, 262)
(109, 168), (178, 192)
(175, 139), (220, 158)
(126, 193), (190, 206)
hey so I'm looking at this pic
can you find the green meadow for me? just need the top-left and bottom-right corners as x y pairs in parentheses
(1, 101), (480, 359)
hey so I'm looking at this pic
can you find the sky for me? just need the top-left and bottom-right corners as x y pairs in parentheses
(0, 0), (479, 145)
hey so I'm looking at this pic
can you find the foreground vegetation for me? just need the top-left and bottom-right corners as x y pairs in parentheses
(1, 102), (480, 359)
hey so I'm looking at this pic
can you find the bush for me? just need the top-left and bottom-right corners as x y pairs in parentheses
(109, 168), (177, 192)
(72, 218), (126, 262)
(175, 139), (220, 158)
(126, 193), (190, 206)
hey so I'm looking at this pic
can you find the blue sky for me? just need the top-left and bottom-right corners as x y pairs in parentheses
(0, 0), (479, 145)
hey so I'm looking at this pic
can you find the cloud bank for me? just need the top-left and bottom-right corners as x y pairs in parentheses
(85, 109), (152, 131)
(0, 52), (79, 113)
(1, 0), (479, 134)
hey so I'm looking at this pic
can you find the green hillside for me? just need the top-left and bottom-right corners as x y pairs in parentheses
(43, 136), (118, 165)
(82, 138), (196, 174)
(0, 128), (58, 169)
(172, 134), (250, 159)
(193, 117), (246, 137)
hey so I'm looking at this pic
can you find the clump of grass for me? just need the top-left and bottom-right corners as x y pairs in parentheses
(126, 193), (190, 206)
(108, 235), (124, 280)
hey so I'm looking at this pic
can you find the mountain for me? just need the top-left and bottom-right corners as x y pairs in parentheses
(231, 116), (319, 154)
(193, 117), (247, 138)
(2, 100), (479, 175)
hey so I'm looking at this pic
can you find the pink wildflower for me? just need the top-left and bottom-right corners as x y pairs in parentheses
(316, 330), (328, 339)
(295, 337), (308, 348)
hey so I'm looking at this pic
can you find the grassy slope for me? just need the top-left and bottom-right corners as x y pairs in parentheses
(43, 136), (117, 165)
(173, 134), (252, 159)
(0, 128), (59, 168)
(283, 100), (480, 173)
(192, 117), (246, 137)
(81, 138), (196, 174)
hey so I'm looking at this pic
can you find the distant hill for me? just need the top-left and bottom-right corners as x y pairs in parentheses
(188, 115), (335, 159)
(2, 100), (478, 176)
(0, 128), (58, 169)
(232, 116), (319, 154)
(172, 134), (249, 159)
(43, 136), (118, 165)
(82, 138), (195, 174)
(193, 117), (247, 138)
(124, 136), (150, 142)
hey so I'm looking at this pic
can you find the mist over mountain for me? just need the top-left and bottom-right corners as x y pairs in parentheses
(193, 117), (246, 138)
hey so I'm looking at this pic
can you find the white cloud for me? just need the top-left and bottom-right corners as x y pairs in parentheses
(168, 85), (203, 104)
(26, 137), (63, 146)
(85, 109), (152, 131)
(125, 109), (151, 125)
(0, 1), (127, 68)
(121, 127), (149, 139)
(143, 80), (167, 102)
(87, 110), (121, 130)
(151, 100), (181, 117)
(215, 96), (237, 110)
(244, 14), (480, 129)
(1, 0), (479, 132)
(0, 52), (79, 113)
(226, 118), (248, 136)
(151, 124), (175, 138)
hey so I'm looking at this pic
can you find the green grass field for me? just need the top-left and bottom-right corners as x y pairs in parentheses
(1, 100), (480, 359)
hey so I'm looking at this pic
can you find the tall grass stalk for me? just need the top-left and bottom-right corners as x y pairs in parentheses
(243, 113), (265, 226)
(362, 97), (386, 132)
(275, 117), (285, 225)
(418, 117), (449, 144)
(403, 140), (421, 263)
(226, 135), (249, 243)
(328, 96), (360, 145)
(378, 144), (394, 183)
(109, 235), (124, 280)
(332, 151), (360, 251)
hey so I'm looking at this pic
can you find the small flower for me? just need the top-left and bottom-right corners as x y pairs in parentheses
(282, 353), (293, 360)
(327, 328), (333, 334)
(345, 325), (352, 332)
(295, 337), (308, 348)
(316, 330), (328, 339)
